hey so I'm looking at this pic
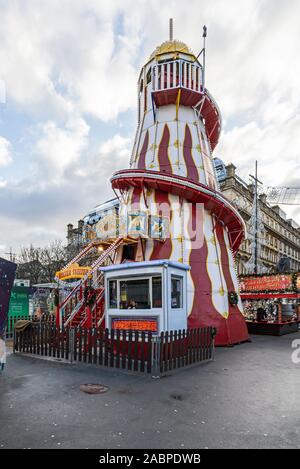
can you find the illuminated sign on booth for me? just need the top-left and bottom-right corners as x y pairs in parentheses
(112, 318), (158, 332)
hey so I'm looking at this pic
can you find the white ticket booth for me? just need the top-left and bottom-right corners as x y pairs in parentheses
(102, 260), (190, 334)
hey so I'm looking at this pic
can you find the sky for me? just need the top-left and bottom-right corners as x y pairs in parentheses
(0, 0), (299, 256)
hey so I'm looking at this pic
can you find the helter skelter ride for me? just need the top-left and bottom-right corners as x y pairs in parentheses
(56, 21), (249, 346)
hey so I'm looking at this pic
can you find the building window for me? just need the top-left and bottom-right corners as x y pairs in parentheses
(152, 276), (162, 308)
(120, 278), (150, 309)
(171, 275), (182, 309)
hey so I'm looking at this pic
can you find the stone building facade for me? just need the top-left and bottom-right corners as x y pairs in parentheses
(66, 220), (84, 255)
(219, 163), (300, 275)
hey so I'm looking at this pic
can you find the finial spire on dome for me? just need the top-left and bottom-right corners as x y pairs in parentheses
(169, 18), (173, 41)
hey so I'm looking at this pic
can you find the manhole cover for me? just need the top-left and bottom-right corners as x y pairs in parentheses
(80, 384), (108, 395)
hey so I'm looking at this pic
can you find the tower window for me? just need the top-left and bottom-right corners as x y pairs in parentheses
(139, 79), (143, 93)
(146, 68), (152, 84)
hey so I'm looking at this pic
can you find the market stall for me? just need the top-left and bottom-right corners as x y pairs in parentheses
(239, 273), (300, 335)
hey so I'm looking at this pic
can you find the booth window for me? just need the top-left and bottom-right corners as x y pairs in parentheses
(152, 276), (162, 308)
(120, 278), (150, 309)
(109, 280), (117, 309)
(171, 275), (182, 308)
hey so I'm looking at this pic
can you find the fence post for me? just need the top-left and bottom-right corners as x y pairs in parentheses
(211, 327), (216, 361)
(69, 328), (75, 364)
(13, 327), (16, 353)
(151, 335), (161, 379)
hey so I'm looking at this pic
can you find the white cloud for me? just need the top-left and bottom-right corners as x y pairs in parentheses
(0, 0), (300, 252)
(99, 134), (131, 162)
(218, 114), (300, 189)
(35, 116), (90, 175)
(0, 0), (139, 121)
(0, 137), (12, 166)
(0, 132), (131, 252)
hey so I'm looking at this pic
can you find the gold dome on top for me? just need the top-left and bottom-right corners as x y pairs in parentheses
(150, 40), (194, 60)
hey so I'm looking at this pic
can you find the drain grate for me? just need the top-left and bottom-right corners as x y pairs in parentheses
(171, 394), (183, 401)
(80, 384), (108, 395)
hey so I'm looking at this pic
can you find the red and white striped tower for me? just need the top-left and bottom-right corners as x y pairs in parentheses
(111, 23), (249, 345)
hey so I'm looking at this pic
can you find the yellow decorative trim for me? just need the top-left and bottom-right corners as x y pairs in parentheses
(196, 144), (201, 153)
(56, 263), (91, 281)
(175, 89), (181, 120)
(219, 287), (225, 296)
(174, 139), (180, 149)
(150, 40), (194, 60)
(177, 257), (183, 263)
(209, 235), (216, 245)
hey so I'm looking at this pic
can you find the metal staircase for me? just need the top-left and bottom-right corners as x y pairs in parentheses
(58, 238), (123, 329)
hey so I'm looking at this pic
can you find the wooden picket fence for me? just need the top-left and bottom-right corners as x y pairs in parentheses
(157, 328), (215, 374)
(13, 323), (215, 376)
(5, 314), (55, 339)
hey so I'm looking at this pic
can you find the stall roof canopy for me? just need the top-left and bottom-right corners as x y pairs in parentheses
(101, 259), (190, 273)
(32, 283), (58, 289)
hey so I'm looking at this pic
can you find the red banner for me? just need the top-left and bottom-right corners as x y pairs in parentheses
(239, 274), (293, 293)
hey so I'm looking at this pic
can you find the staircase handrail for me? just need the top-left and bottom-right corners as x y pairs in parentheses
(61, 237), (123, 327)
(64, 298), (84, 328)
(63, 240), (96, 270)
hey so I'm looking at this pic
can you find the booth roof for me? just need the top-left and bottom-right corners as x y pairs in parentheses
(101, 259), (190, 272)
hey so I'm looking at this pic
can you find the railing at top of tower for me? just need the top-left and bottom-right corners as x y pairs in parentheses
(152, 59), (202, 94)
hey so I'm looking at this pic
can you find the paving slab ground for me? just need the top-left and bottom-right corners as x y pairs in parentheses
(1, 332), (300, 449)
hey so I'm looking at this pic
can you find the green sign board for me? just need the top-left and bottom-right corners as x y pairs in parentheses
(8, 286), (29, 317)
